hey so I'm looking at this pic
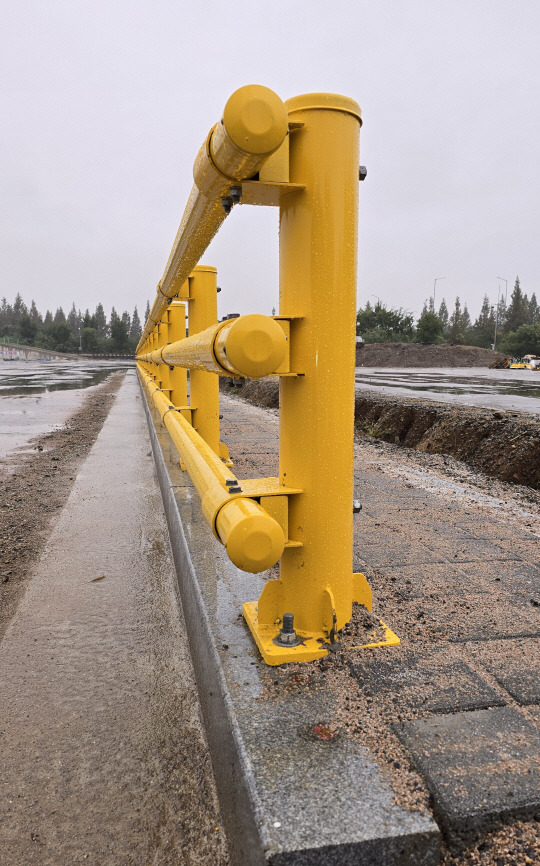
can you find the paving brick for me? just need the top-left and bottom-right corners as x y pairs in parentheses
(396, 707), (540, 844)
(352, 543), (444, 568)
(425, 536), (520, 562)
(460, 561), (540, 600)
(484, 659), (540, 705)
(419, 592), (540, 643)
(350, 652), (504, 714)
(528, 706), (540, 726)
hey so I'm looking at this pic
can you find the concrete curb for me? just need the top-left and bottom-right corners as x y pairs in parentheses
(140, 380), (441, 865)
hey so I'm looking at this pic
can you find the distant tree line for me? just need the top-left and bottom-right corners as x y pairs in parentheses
(0, 294), (150, 354)
(357, 277), (540, 356)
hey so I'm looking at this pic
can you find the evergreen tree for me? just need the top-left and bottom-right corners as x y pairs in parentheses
(11, 292), (28, 336)
(496, 296), (507, 333)
(505, 277), (529, 334)
(438, 299), (449, 331)
(53, 307), (66, 325)
(49, 322), (72, 351)
(144, 300), (150, 323)
(121, 310), (131, 333)
(461, 303), (472, 342)
(13, 293), (28, 323)
(356, 302), (415, 343)
(43, 310), (53, 328)
(501, 322), (540, 357)
(415, 311), (444, 344)
(94, 303), (107, 338)
(528, 293), (539, 325)
(110, 316), (129, 351)
(81, 328), (98, 353)
(471, 295), (495, 349)
(130, 306), (142, 341)
(29, 300), (42, 324)
(67, 303), (80, 335)
(448, 298), (464, 343)
(19, 313), (38, 345)
(0, 298), (14, 336)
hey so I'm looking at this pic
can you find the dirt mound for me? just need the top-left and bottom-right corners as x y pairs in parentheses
(221, 379), (540, 490)
(227, 377), (279, 408)
(356, 342), (507, 368)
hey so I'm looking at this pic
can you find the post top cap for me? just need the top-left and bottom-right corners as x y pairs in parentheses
(191, 265), (217, 274)
(285, 93), (362, 124)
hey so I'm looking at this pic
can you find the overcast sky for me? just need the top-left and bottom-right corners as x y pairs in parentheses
(2, 1), (539, 324)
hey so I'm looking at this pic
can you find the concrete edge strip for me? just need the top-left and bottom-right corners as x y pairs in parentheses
(139, 378), (269, 865)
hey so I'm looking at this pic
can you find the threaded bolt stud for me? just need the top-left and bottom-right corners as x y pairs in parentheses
(282, 613), (294, 633)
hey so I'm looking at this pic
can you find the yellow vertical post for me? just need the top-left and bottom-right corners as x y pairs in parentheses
(156, 313), (171, 393)
(248, 95), (363, 655)
(278, 94), (362, 634)
(148, 331), (154, 379)
(153, 328), (160, 383)
(187, 265), (220, 454)
(151, 328), (157, 382)
(167, 300), (188, 409)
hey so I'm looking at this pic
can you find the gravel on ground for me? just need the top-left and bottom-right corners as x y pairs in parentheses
(221, 378), (540, 491)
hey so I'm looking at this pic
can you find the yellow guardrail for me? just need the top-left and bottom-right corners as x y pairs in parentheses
(139, 368), (285, 573)
(138, 85), (399, 664)
(137, 85), (288, 352)
(139, 313), (288, 379)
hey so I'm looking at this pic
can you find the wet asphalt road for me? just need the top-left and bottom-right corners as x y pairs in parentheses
(355, 367), (540, 414)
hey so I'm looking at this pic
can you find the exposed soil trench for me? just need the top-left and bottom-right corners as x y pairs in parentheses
(221, 378), (540, 491)
(0, 371), (125, 639)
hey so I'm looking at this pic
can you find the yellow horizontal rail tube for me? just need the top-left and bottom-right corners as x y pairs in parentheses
(138, 367), (284, 573)
(139, 314), (287, 380)
(137, 85), (288, 352)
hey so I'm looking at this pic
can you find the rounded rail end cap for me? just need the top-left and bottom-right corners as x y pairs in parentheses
(226, 314), (287, 379)
(225, 510), (285, 574)
(223, 85), (288, 156)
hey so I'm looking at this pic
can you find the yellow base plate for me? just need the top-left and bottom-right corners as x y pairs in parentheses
(243, 601), (400, 666)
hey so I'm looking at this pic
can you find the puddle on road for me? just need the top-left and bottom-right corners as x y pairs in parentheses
(0, 360), (133, 463)
(0, 359), (134, 396)
(355, 367), (540, 414)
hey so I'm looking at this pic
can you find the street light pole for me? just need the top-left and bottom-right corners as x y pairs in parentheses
(493, 286), (502, 351)
(497, 277), (508, 307)
(370, 294), (381, 307)
(433, 277), (446, 310)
